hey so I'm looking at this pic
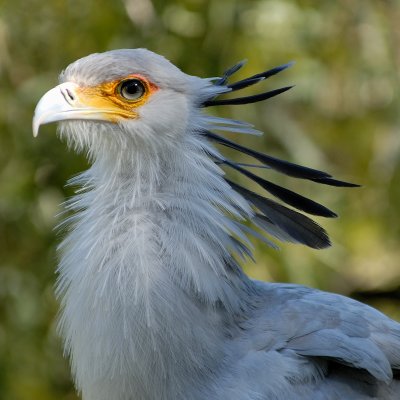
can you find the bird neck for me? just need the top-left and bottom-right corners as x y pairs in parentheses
(64, 129), (253, 305)
(57, 129), (254, 398)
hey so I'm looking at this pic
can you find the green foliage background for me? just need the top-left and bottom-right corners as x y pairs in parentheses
(0, 0), (399, 398)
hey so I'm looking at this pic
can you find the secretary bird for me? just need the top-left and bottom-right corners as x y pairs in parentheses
(33, 49), (400, 400)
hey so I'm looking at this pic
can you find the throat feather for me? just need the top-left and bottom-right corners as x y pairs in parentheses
(56, 130), (254, 399)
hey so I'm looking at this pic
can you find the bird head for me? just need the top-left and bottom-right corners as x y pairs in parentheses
(33, 49), (221, 156)
(33, 48), (358, 250)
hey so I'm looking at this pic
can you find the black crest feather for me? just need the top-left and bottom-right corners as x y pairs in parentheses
(203, 61), (358, 249)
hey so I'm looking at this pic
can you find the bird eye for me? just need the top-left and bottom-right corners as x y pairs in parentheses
(118, 79), (146, 101)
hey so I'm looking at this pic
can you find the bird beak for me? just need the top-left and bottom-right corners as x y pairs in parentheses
(33, 82), (80, 137)
(32, 82), (125, 137)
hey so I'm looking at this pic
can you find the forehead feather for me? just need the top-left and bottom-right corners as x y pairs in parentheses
(60, 48), (192, 91)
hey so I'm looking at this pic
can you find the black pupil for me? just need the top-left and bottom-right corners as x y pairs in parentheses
(121, 80), (144, 99)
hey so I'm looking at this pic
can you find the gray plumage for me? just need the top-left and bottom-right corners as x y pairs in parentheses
(33, 49), (400, 400)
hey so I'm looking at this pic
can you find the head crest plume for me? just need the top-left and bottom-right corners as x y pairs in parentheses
(200, 61), (359, 249)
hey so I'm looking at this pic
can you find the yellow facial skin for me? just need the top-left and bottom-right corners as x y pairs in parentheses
(33, 74), (159, 136)
(74, 74), (159, 122)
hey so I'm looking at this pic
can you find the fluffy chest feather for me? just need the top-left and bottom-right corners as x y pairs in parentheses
(55, 140), (251, 399)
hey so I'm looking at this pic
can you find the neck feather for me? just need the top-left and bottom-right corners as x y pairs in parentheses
(56, 121), (255, 399)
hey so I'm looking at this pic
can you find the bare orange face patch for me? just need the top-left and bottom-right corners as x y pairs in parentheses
(74, 74), (159, 122)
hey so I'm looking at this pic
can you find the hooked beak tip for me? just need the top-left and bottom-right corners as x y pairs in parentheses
(32, 82), (80, 138)
(32, 116), (40, 137)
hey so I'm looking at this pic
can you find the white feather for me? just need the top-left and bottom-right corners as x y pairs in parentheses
(43, 49), (400, 400)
